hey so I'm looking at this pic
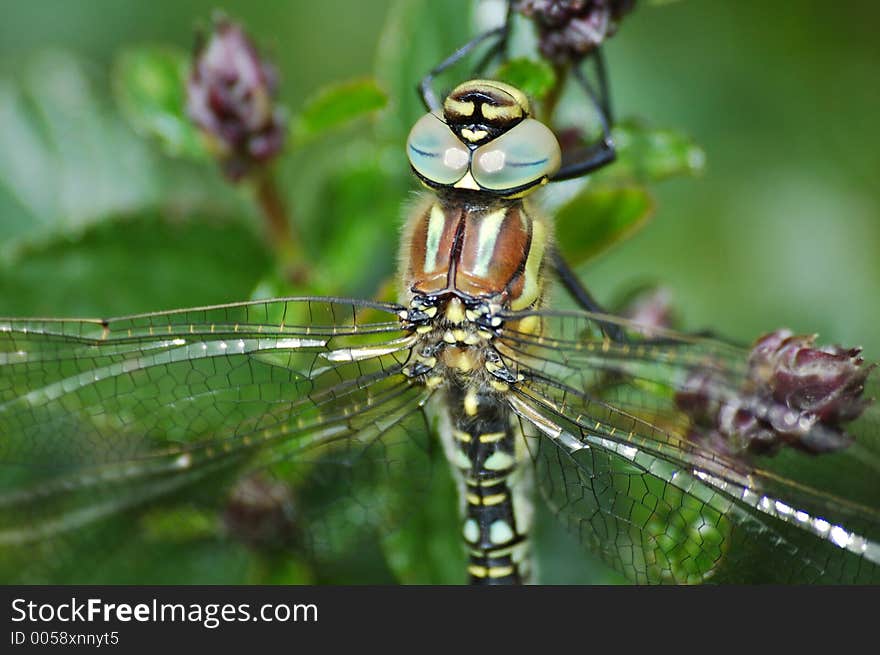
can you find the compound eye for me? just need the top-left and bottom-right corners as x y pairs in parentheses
(471, 118), (561, 191)
(406, 113), (470, 185)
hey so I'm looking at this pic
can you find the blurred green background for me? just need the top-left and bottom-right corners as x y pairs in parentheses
(0, 0), (877, 584)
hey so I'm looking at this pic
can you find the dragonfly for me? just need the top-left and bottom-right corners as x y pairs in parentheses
(1, 12), (879, 583)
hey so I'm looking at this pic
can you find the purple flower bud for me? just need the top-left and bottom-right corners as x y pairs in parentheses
(747, 330), (874, 425)
(187, 17), (286, 180)
(223, 473), (297, 548)
(675, 369), (723, 426)
(676, 329), (874, 458)
(555, 126), (587, 154)
(621, 286), (676, 332)
(516, 0), (636, 63)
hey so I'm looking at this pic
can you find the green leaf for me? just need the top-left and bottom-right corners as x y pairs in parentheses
(293, 77), (387, 143)
(113, 46), (208, 160)
(533, 503), (627, 583)
(494, 57), (557, 101)
(601, 119), (706, 183)
(0, 212), (272, 317)
(141, 506), (219, 543)
(0, 51), (160, 249)
(613, 470), (730, 584)
(0, 515), (260, 584)
(554, 185), (655, 265)
(381, 430), (466, 584)
(246, 556), (314, 585)
(310, 157), (405, 297)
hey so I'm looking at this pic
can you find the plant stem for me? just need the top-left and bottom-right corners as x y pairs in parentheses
(253, 170), (309, 284)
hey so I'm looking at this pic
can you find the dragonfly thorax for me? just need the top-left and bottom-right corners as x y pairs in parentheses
(400, 193), (550, 313)
(401, 294), (520, 392)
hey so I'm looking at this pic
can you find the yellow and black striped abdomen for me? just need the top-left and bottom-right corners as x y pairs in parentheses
(443, 380), (532, 585)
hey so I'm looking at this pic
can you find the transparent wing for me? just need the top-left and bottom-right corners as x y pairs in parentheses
(0, 296), (437, 583)
(499, 309), (880, 583)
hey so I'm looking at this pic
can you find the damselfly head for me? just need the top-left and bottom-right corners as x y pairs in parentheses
(407, 80), (561, 197)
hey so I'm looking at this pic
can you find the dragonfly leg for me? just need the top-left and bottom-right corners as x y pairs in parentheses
(551, 247), (627, 342)
(418, 2), (514, 111)
(470, 0), (516, 76)
(591, 46), (614, 124)
(551, 51), (618, 181)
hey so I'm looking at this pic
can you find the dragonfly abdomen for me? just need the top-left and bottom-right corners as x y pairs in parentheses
(444, 380), (532, 585)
